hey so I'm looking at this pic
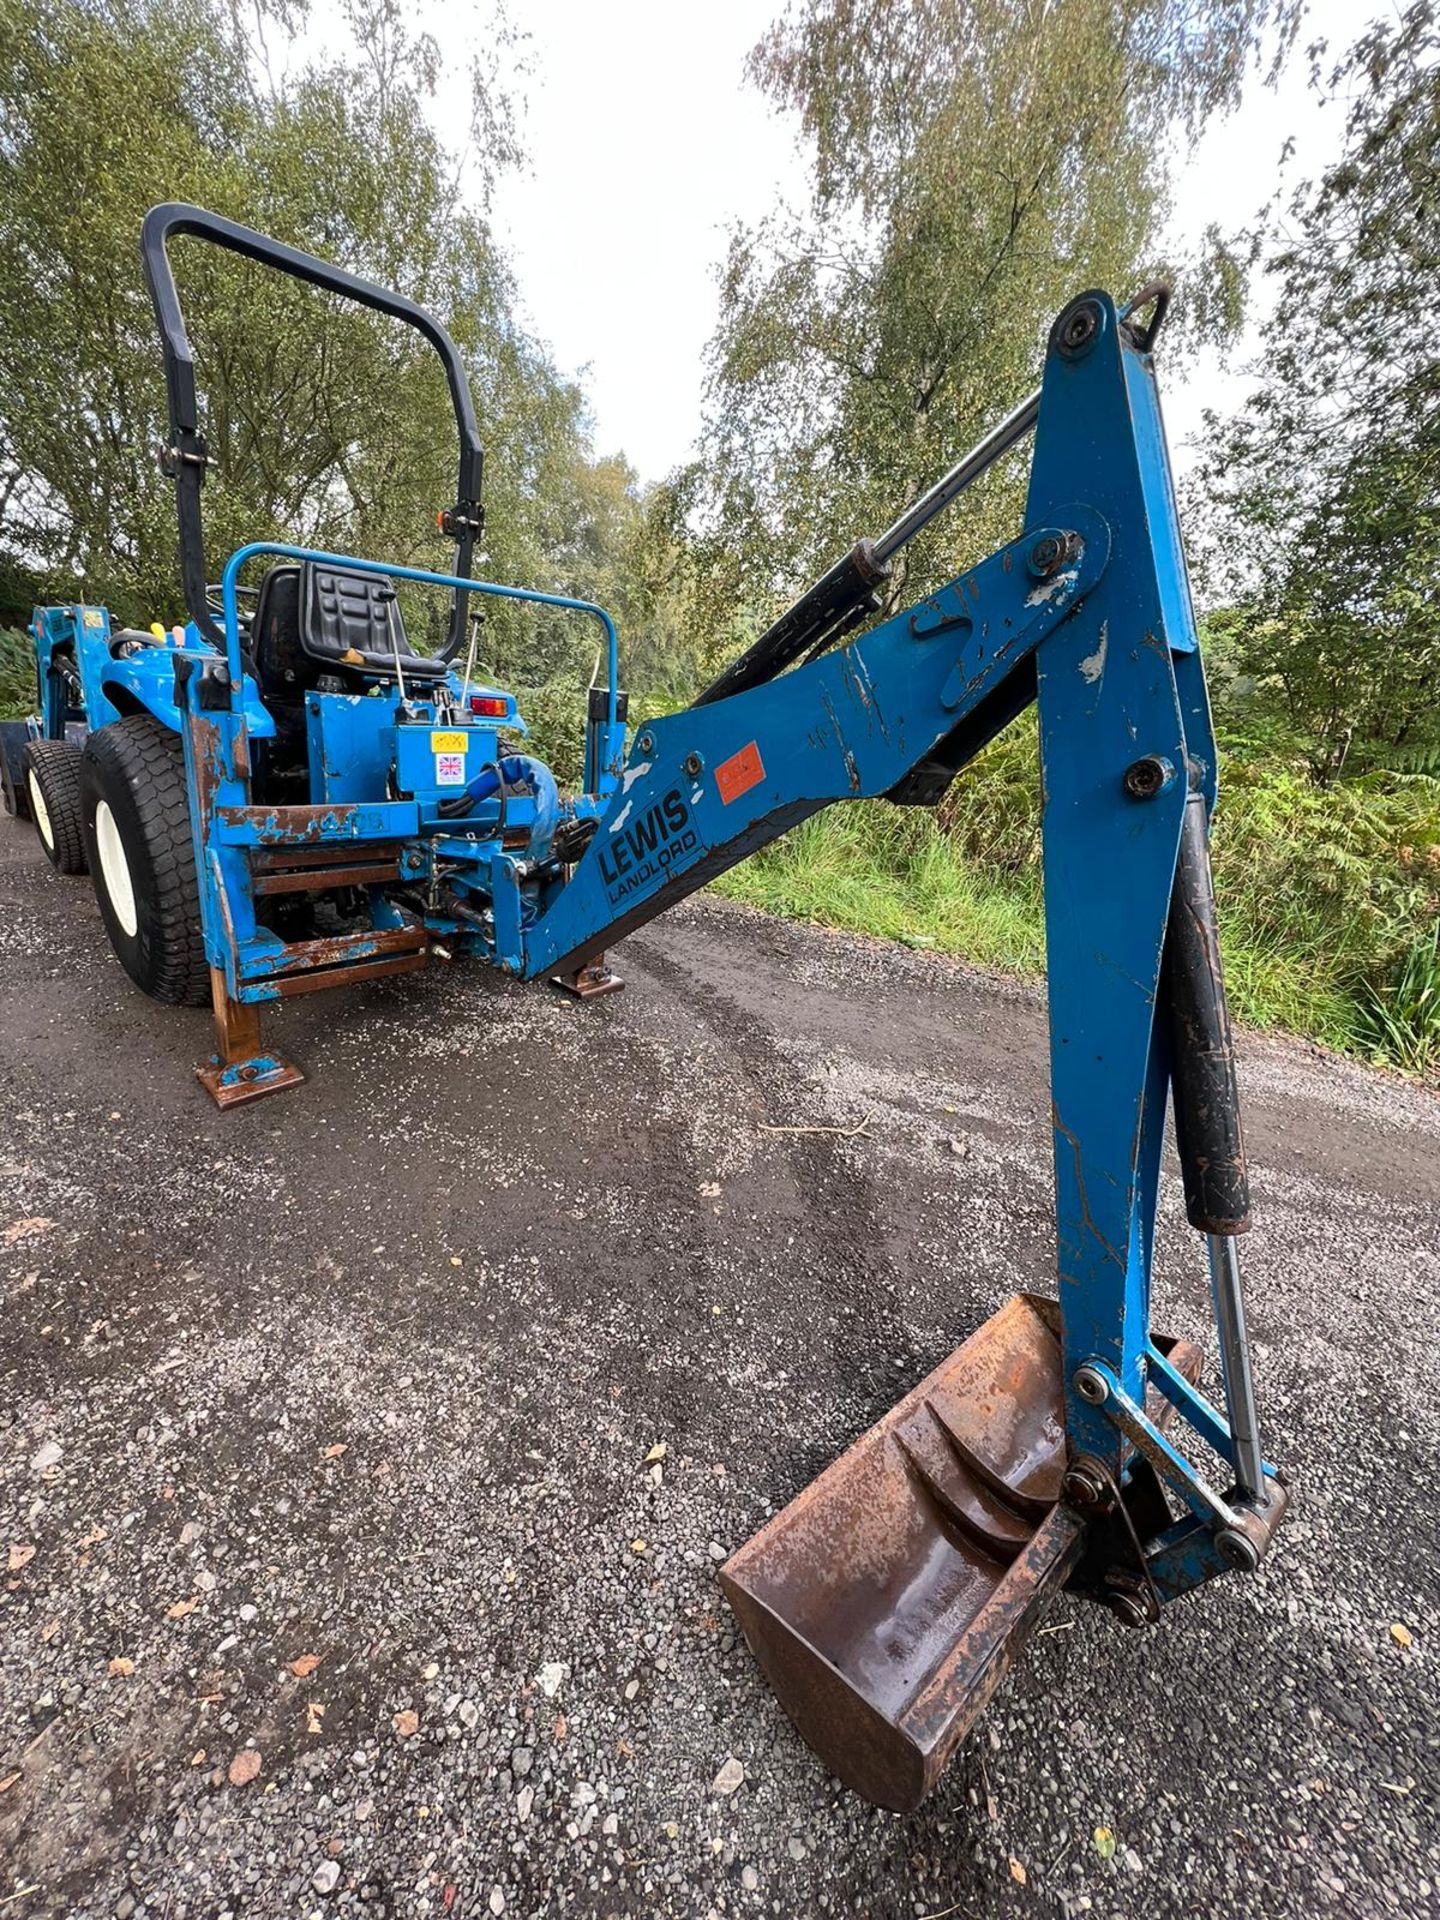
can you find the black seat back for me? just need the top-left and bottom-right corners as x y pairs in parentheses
(249, 561), (450, 713)
(303, 565), (449, 681)
(251, 564), (308, 704)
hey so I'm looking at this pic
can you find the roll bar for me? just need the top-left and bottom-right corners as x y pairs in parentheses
(140, 202), (485, 655)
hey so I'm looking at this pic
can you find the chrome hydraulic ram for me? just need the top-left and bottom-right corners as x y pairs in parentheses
(871, 388), (1041, 564)
(695, 388), (1041, 707)
(1162, 771), (1266, 1501)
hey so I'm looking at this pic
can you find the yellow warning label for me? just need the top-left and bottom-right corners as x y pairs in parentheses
(82, 609), (105, 628)
(430, 731), (468, 753)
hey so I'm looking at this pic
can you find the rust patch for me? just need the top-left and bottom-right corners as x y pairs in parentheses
(259, 924), (426, 978)
(215, 803), (362, 844)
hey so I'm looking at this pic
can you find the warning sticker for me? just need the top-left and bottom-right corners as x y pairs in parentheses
(715, 741), (765, 805)
(431, 730), (467, 753)
(435, 752), (466, 786)
(83, 609), (105, 628)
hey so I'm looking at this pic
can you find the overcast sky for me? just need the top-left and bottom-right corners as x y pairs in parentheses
(294, 0), (1362, 488)
(468, 0), (1361, 487)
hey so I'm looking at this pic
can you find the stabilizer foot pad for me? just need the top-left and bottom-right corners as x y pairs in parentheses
(551, 958), (625, 1000)
(195, 1052), (306, 1109)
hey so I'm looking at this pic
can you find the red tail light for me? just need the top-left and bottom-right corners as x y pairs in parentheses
(468, 695), (509, 717)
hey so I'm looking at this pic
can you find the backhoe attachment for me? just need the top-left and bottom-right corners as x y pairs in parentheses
(126, 222), (1290, 1809)
(523, 289), (1293, 1810)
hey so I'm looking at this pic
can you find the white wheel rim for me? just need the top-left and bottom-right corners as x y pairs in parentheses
(28, 770), (54, 849)
(95, 800), (138, 938)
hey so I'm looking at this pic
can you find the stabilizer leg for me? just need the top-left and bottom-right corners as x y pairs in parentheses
(194, 968), (305, 1108)
(550, 954), (624, 1000)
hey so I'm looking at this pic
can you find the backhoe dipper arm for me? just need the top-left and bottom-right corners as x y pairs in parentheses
(524, 291), (1286, 1606)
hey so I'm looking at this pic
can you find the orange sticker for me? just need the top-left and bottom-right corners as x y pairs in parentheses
(716, 741), (765, 805)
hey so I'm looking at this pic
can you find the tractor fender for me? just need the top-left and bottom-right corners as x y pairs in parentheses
(100, 646), (275, 737)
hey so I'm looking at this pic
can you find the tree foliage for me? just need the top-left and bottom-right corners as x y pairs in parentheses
(0, 0), (638, 682)
(1194, 3), (1440, 781)
(691, 0), (1298, 633)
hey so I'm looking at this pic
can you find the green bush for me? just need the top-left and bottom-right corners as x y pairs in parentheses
(1212, 758), (1440, 1052)
(1353, 923), (1440, 1075)
(716, 800), (1046, 975)
(0, 626), (35, 719)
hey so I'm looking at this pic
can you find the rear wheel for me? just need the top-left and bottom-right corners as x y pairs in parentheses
(24, 738), (88, 873)
(80, 715), (209, 1006)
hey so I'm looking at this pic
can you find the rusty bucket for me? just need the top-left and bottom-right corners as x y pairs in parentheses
(722, 1294), (1161, 1812)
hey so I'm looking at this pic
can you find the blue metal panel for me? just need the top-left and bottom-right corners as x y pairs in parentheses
(523, 517), (1111, 976)
(32, 599), (275, 741)
(31, 605), (107, 736)
(307, 690), (397, 803)
(395, 717), (489, 803)
(101, 638), (279, 737)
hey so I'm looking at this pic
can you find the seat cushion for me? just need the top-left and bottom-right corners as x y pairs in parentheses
(249, 560), (451, 707)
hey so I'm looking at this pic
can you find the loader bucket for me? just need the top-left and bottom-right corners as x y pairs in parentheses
(723, 1294), (1098, 1811)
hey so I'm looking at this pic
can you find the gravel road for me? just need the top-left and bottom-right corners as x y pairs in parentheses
(1, 816), (1437, 1920)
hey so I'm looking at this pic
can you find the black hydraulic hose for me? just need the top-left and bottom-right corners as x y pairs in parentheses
(437, 760), (509, 827)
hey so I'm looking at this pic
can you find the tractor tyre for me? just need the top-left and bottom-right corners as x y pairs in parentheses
(24, 737), (88, 874)
(1, 721), (32, 821)
(80, 715), (209, 1007)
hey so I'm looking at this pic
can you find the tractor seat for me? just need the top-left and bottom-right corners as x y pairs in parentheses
(251, 561), (450, 705)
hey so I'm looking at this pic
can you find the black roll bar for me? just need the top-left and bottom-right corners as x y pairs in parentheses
(140, 202), (485, 653)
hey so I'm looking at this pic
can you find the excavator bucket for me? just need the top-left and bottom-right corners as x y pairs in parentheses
(721, 1295), (1199, 1812)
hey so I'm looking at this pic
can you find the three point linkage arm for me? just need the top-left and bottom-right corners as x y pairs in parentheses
(521, 286), (1287, 1605)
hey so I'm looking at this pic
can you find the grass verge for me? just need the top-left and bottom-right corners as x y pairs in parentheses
(713, 730), (1440, 1078)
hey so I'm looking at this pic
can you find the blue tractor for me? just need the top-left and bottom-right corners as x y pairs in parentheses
(15, 206), (632, 1103)
(12, 207), (1290, 1811)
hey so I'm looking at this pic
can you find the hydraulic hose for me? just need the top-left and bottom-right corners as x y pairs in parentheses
(437, 753), (560, 861)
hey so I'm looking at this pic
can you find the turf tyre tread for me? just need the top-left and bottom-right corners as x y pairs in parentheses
(81, 716), (209, 1006)
(24, 737), (88, 873)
